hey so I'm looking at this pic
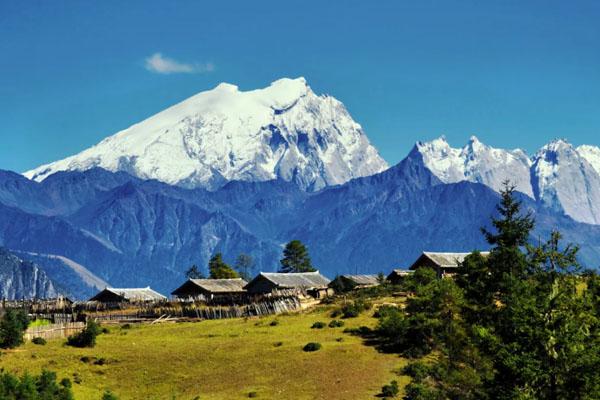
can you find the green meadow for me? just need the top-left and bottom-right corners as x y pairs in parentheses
(0, 302), (408, 400)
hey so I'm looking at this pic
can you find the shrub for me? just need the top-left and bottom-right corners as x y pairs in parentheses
(303, 342), (322, 352)
(120, 323), (131, 330)
(381, 380), (400, 398)
(248, 391), (258, 398)
(0, 309), (29, 349)
(102, 390), (119, 400)
(32, 336), (47, 345)
(273, 341), (283, 347)
(0, 369), (73, 399)
(94, 358), (107, 366)
(269, 320), (279, 326)
(66, 320), (101, 348)
(341, 299), (372, 318)
(330, 309), (342, 318)
(311, 321), (326, 329)
(328, 320), (344, 328)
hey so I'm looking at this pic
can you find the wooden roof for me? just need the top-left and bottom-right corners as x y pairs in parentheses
(388, 269), (413, 276)
(339, 274), (380, 285)
(410, 251), (490, 270)
(172, 278), (247, 295)
(90, 287), (166, 302)
(252, 272), (331, 289)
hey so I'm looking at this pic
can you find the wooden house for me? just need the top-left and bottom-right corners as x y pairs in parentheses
(89, 287), (166, 303)
(171, 278), (247, 301)
(328, 274), (380, 292)
(409, 251), (490, 277)
(244, 272), (332, 298)
(386, 269), (413, 285)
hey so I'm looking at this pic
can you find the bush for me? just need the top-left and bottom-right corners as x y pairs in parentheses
(330, 309), (342, 318)
(269, 320), (279, 326)
(0, 369), (73, 399)
(303, 342), (322, 352)
(120, 323), (132, 330)
(66, 320), (101, 348)
(32, 336), (47, 345)
(0, 309), (29, 349)
(311, 321), (326, 329)
(340, 299), (372, 318)
(102, 390), (119, 400)
(381, 380), (400, 398)
(248, 391), (258, 398)
(273, 341), (283, 347)
(328, 320), (344, 328)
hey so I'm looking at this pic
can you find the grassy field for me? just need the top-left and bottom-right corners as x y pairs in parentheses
(0, 303), (409, 399)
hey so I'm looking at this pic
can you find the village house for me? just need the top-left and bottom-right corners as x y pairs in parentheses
(171, 278), (247, 301)
(328, 274), (380, 292)
(89, 287), (166, 303)
(244, 271), (332, 298)
(409, 251), (490, 277)
(386, 269), (413, 285)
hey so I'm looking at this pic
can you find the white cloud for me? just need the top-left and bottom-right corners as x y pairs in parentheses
(144, 53), (215, 74)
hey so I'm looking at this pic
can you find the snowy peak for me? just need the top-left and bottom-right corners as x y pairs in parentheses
(532, 139), (600, 224)
(413, 136), (533, 197)
(414, 136), (600, 225)
(24, 78), (388, 191)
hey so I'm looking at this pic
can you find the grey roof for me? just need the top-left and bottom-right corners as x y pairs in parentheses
(389, 269), (413, 276)
(187, 278), (247, 293)
(258, 271), (331, 289)
(102, 287), (166, 301)
(340, 275), (380, 285)
(412, 251), (490, 269)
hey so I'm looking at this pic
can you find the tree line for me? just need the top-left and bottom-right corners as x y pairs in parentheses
(185, 239), (316, 280)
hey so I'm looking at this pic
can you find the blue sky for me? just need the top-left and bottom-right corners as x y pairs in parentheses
(1, 0), (599, 172)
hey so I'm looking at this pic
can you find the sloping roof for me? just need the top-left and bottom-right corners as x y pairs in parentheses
(98, 287), (166, 301)
(411, 251), (490, 269)
(187, 278), (247, 293)
(388, 269), (413, 276)
(340, 275), (380, 285)
(257, 272), (331, 289)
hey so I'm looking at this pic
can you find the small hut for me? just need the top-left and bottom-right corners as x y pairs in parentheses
(409, 251), (490, 277)
(244, 271), (332, 298)
(88, 287), (166, 303)
(171, 278), (247, 301)
(386, 269), (413, 285)
(329, 274), (380, 292)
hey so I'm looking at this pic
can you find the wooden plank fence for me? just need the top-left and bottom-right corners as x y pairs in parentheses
(24, 322), (85, 341)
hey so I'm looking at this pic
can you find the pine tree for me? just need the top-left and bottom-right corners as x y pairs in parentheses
(234, 254), (255, 281)
(0, 309), (29, 349)
(279, 240), (315, 273)
(185, 264), (204, 279)
(208, 253), (239, 279)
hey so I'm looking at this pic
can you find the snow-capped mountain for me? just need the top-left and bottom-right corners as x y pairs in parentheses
(412, 136), (600, 225)
(532, 139), (600, 225)
(24, 78), (387, 191)
(412, 136), (533, 197)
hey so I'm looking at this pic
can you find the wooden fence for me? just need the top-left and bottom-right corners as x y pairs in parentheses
(24, 322), (85, 341)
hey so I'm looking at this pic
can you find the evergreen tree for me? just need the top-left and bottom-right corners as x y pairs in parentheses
(185, 264), (204, 279)
(234, 254), (255, 281)
(208, 253), (239, 279)
(279, 240), (315, 273)
(0, 309), (29, 349)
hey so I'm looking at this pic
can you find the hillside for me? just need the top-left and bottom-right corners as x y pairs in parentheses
(0, 300), (406, 399)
